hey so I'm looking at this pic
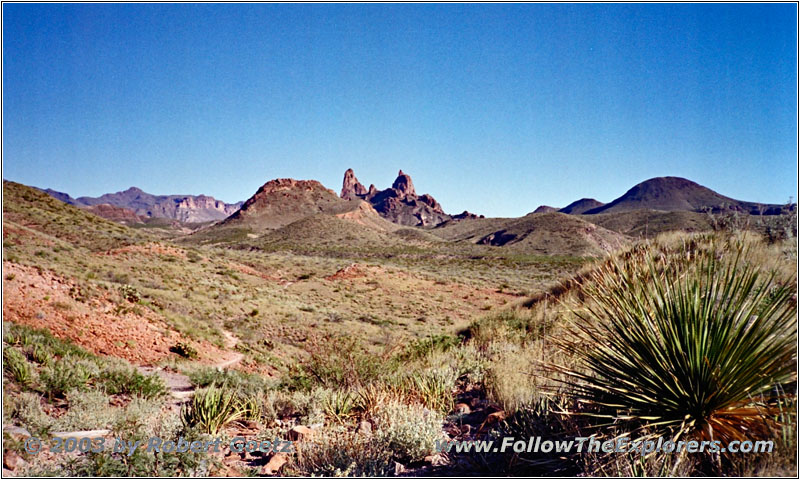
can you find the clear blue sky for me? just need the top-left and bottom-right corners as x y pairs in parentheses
(3, 3), (797, 216)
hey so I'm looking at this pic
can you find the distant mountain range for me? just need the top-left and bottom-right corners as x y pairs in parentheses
(535, 177), (791, 217)
(37, 187), (242, 223)
(34, 174), (791, 233)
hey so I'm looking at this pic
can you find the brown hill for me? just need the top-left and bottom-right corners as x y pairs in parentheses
(585, 177), (788, 215)
(532, 205), (558, 214)
(559, 198), (605, 214)
(83, 204), (145, 225)
(475, 212), (628, 256)
(222, 178), (361, 231)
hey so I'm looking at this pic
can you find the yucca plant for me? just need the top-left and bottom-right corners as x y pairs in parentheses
(557, 240), (797, 444)
(180, 386), (247, 435)
(321, 390), (356, 423)
(3, 347), (32, 387)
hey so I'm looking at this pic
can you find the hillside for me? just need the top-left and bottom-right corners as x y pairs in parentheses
(221, 178), (361, 231)
(585, 176), (788, 215)
(559, 198), (605, 214)
(584, 210), (714, 237)
(474, 212), (628, 256)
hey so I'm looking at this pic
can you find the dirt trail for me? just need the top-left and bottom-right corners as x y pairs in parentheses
(138, 328), (244, 408)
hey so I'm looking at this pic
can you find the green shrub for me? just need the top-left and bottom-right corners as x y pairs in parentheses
(399, 334), (461, 362)
(405, 368), (456, 414)
(558, 240), (797, 447)
(287, 337), (390, 390)
(100, 364), (166, 399)
(320, 389), (356, 423)
(118, 284), (141, 303)
(169, 342), (198, 359)
(51, 390), (115, 432)
(10, 392), (54, 436)
(180, 386), (247, 435)
(3, 347), (32, 387)
(40, 359), (93, 399)
(372, 401), (443, 463)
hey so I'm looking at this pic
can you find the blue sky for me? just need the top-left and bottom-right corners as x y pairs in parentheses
(3, 3), (797, 216)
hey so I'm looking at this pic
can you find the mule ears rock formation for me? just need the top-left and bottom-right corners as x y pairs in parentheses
(339, 168), (451, 227)
(341, 168), (367, 200)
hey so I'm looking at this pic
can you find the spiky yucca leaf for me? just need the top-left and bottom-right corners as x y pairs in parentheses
(558, 240), (796, 443)
(181, 386), (247, 435)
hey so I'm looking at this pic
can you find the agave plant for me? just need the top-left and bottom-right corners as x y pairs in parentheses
(558, 240), (796, 443)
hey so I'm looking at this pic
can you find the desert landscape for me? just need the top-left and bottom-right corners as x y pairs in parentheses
(2, 168), (797, 476)
(3, 3), (797, 478)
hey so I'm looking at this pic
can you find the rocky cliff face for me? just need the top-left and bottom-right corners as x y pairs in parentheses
(339, 169), (451, 227)
(83, 204), (145, 225)
(45, 187), (244, 223)
(341, 169), (368, 200)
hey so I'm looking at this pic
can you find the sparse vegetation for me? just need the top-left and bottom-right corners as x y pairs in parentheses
(3, 179), (796, 477)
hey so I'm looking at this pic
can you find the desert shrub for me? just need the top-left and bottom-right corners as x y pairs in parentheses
(51, 389), (115, 432)
(39, 359), (95, 398)
(3, 347), (33, 387)
(285, 337), (390, 390)
(27, 344), (53, 366)
(4, 324), (90, 359)
(478, 397), (584, 475)
(112, 396), (172, 438)
(372, 401), (444, 463)
(557, 238), (797, 452)
(187, 367), (269, 397)
(169, 342), (198, 359)
(180, 386), (247, 435)
(319, 389), (356, 423)
(9, 392), (53, 436)
(399, 334), (461, 362)
(118, 284), (141, 303)
(99, 363), (166, 399)
(402, 368), (457, 414)
(292, 427), (393, 476)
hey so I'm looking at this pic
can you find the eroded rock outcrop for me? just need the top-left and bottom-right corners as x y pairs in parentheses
(339, 169), (451, 227)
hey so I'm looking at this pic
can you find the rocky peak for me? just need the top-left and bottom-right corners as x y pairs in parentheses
(257, 178), (334, 196)
(391, 170), (416, 197)
(341, 168), (368, 200)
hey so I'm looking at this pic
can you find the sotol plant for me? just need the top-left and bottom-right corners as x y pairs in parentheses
(558, 239), (796, 444)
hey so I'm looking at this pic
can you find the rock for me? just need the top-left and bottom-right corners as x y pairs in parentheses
(392, 170), (416, 197)
(338, 168), (452, 227)
(2, 426), (31, 441)
(394, 461), (406, 475)
(288, 425), (315, 441)
(3, 451), (25, 471)
(262, 452), (289, 475)
(424, 453), (447, 466)
(341, 168), (368, 200)
(479, 410), (507, 433)
(357, 420), (372, 435)
(454, 403), (471, 414)
(50, 429), (111, 440)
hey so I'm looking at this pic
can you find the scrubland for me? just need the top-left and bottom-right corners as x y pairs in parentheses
(2, 181), (796, 476)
